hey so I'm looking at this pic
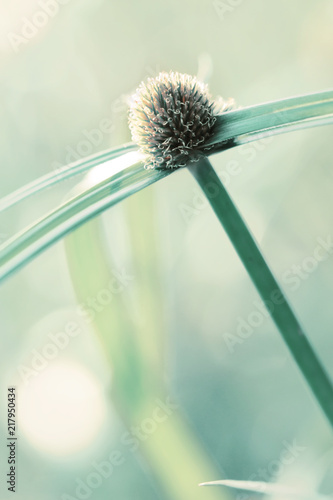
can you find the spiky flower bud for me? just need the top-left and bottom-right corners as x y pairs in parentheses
(129, 72), (233, 169)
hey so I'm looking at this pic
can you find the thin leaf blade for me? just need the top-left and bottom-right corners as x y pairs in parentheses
(200, 479), (329, 500)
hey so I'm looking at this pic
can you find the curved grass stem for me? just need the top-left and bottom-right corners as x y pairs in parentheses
(0, 153), (173, 282)
(0, 91), (332, 283)
(0, 143), (137, 213)
(189, 156), (333, 430)
(208, 89), (333, 151)
(1, 91), (332, 215)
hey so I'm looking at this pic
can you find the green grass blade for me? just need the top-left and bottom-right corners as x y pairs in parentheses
(1, 90), (333, 283)
(189, 157), (333, 430)
(200, 480), (327, 500)
(2, 91), (332, 215)
(0, 143), (137, 213)
(233, 114), (333, 149)
(65, 200), (230, 500)
(0, 152), (173, 282)
(207, 89), (333, 151)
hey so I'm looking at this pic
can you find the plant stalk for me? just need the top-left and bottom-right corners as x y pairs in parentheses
(189, 156), (333, 430)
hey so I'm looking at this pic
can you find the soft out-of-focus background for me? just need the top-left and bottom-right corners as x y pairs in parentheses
(1, 1), (333, 499)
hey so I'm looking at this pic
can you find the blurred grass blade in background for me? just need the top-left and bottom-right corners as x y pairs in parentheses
(64, 172), (230, 500)
(200, 479), (329, 500)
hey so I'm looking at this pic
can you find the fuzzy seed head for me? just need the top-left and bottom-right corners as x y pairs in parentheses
(129, 72), (233, 169)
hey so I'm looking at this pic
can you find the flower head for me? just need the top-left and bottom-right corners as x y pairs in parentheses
(129, 71), (233, 169)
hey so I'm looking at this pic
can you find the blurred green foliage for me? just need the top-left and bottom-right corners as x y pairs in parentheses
(1, 1), (333, 499)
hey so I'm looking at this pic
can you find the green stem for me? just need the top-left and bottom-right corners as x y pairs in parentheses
(0, 155), (173, 283)
(189, 156), (333, 430)
(0, 142), (137, 213)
